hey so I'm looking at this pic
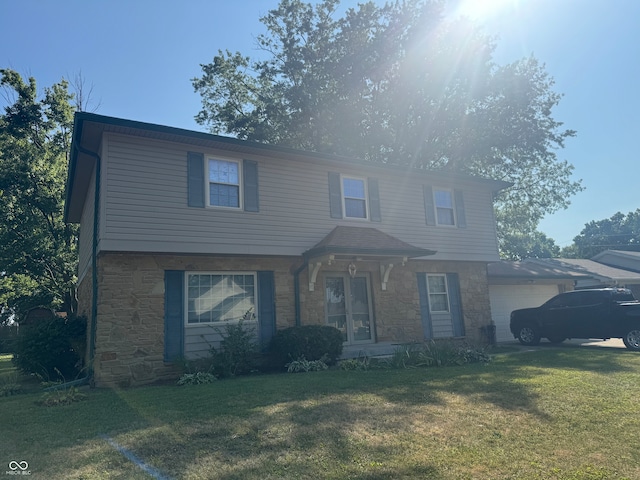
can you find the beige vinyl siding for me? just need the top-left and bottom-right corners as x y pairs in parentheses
(100, 133), (500, 261)
(184, 322), (258, 359)
(77, 167), (96, 283)
(430, 313), (455, 338)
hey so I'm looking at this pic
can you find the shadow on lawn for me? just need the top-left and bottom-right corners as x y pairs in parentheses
(42, 347), (637, 479)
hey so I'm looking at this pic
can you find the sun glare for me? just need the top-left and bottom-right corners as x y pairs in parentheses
(452, 0), (519, 21)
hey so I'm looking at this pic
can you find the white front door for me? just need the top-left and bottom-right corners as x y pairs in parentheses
(325, 274), (374, 345)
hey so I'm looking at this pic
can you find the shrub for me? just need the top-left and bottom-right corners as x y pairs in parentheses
(339, 357), (371, 371)
(38, 386), (87, 407)
(177, 372), (217, 385)
(269, 325), (343, 368)
(0, 375), (21, 397)
(285, 356), (329, 373)
(210, 320), (261, 378)
(0, 324), (18, 353)
(385, 341), (492, 369)
(12, 315), (87, 380)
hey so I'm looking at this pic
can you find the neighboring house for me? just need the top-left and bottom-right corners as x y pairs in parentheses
(64, 112), (509, 386)
(592, 250), (640, 274)
(487, 261), (591, 342)
(487, 257), (640, 342)
(529, 257), (640, 299)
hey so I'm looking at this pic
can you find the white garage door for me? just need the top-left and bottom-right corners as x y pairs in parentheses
(489, 284), (560, 342)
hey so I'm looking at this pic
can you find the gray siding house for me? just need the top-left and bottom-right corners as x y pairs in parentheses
(64, 112), (509, 386)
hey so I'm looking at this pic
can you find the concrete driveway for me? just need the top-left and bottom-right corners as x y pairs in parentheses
(501, 338), (626, 350)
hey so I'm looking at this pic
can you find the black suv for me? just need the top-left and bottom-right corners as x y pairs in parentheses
(509, 288), (640, 351)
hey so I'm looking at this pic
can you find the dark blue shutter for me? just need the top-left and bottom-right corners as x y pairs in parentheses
(257, 271), (276, 350)
(164, 270), (184, 362)
(243, 159), (259, 212)
(454, 190), (466, 228)
(187, 152), (205, 208)
(447, 273), (465, 337)
(417, 273), (433, 340)
(368, 177), (382, 222)
(423, 185), (435, 226)
(328, 172), (343, 219)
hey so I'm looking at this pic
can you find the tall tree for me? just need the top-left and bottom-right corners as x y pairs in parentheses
(500, 230), (560, 261)
(563, 209), (640, 259)
(0, 69), (78, 321)
(193, 0), (582, 249)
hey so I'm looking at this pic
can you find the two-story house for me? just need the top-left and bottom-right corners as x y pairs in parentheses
(64, 112), (509, 386)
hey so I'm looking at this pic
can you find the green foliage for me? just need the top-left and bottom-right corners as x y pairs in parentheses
(0, 323), (18, 353)
(193, 0), (582, 247)
(177, 372), (217, 386)
(0, 69), (79, 320)
(269, 325), (344, 368)
(499, 229), (561, 260)
(210, 320), (261, 377)
(0, 374), (21, 397)
(38, 386), (87, 407)
(285, 355), (329, 373)
(563, 209), (640, 258)
(12, 315), (87, 379)
(339, 356), (371, 371)
(385, 341), (491, 369)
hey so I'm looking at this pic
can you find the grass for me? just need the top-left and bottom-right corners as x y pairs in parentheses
(1, 348), (640, 479)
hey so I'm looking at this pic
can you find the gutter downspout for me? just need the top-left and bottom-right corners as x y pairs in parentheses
(293, 261), (308, 327)
(46, 144), (100, 392)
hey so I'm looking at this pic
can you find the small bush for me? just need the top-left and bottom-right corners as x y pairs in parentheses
(286, 356), (329, 373)
(0, 324), (18, 354)
(210, 320), (261, 378)
(385, 341), (492, 369)
(38, 386), (87, 407)
(385, 343), (431, 369)
(13, 315), (87, 380)
(270, 325), (343, 368)
(339, 357), (370, 371)
(0, 376), (21, 397)
(177, 372), (217, 385)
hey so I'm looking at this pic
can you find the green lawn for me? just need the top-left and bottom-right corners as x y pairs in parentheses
(1, 348), (639, 479)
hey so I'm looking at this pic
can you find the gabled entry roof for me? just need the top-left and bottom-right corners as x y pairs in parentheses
(303, 226), (436, 260)
(302, 226), (436, 292)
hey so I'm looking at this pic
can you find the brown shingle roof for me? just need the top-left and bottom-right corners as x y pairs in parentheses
(303, 226), (435, 259)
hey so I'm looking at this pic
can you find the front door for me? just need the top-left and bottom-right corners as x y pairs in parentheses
(325, 274), (374, 345)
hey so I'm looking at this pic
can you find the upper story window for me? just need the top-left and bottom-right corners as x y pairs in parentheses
(423, 185), (466, 228)
(342, 176), (368, 219)
(434, 188), (455, 226)
(427, 274), (450, 312)
(208, 158), (241, 208)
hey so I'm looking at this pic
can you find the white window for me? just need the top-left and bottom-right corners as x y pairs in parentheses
(208, 158), (241, 208)
(434, 188), (455, 226)
(342, 176), (368, 219)
(427, 274), (450, 312)
(186, 272), (256, 324)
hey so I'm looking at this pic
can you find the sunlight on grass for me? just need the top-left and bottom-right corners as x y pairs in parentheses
(2, 349), (640, 479)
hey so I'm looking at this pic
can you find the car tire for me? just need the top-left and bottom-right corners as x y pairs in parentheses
(517, 325), (541, 346)
(547, 335), (566, 344)
(622, 328), (640, 351)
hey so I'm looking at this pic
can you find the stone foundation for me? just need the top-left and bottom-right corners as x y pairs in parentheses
(87, 253), (493, 387)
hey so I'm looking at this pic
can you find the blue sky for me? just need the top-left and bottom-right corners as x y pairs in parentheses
(2, 0), (638, 248)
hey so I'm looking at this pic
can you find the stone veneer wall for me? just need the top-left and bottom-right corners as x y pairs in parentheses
(93, 253), (298, 387)
(298, 259), (492, 344)
(91, 253), (492, 386)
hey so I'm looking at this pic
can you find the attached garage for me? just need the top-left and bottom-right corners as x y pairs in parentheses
(489, 284), (559, 342)
(487, 261), (592, 343)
